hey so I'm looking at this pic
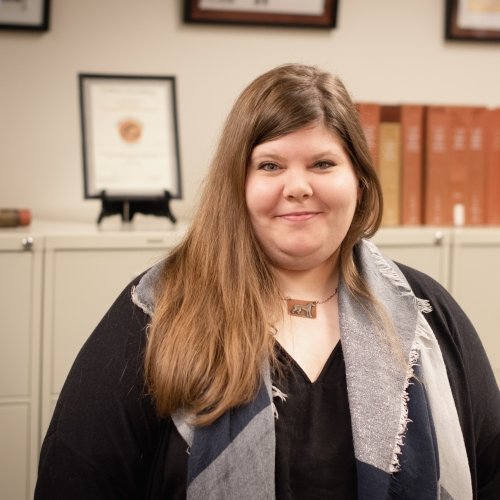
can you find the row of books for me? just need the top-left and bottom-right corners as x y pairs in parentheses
(356, 103), (500, 226)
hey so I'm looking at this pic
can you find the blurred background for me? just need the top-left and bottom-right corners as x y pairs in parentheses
(1, 0), (499, 223)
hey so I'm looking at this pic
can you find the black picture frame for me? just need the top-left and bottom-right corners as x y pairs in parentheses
(79, 73), (182, 202)
(0, 0), (50, 31)
(184, 0), (338, 29)
(445, 0), (500, 42)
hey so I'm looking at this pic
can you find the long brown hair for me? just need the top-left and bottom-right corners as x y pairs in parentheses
(144, 64), (382, 425)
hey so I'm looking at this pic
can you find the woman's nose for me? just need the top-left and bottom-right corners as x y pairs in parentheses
(282, 170), (313, 200)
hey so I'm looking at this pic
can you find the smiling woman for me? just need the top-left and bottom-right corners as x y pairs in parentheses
(246, 124), (360, 273)
(35, 64), (500, 499)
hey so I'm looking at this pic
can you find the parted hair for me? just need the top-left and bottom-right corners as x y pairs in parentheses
(144, 64), (383, 425)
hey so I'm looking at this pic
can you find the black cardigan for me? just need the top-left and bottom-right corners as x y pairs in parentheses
(35, 264), (500, 499)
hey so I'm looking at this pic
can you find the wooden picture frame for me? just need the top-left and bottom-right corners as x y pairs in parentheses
(0, 0), (50, 31)
(445, 0), (500, 42)
(184, 0), (338, 29)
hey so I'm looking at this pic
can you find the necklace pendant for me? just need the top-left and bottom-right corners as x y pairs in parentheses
(286, 299), (317, 319)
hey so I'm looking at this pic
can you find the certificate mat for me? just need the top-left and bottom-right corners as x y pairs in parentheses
(198, 0), (325, 16)
(184, 0), (338, 28)
(0, 0), (49, 30)
(80, 74), (182, 199)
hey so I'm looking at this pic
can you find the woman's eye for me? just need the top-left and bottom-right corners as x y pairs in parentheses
(314, 161), (334, 170)
(259, 162), (280, 172)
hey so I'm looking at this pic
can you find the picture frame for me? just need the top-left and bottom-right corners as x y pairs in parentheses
(79, 74), (182, 201)
(0, 0), (50, 31)
(184, 0), (338, 29)
(445, 0), (500, 42)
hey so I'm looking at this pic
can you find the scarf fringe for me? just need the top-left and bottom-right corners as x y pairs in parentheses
(131, 286), (154, 317)
(271, 385), (288, 419)
(367, 240), (437, 473)
(389, 314), (435, 472)
(367, 241), (433, 314)
(390, 335), (422, 473)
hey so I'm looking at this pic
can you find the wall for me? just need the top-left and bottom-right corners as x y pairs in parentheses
(1, 0), (499, 223)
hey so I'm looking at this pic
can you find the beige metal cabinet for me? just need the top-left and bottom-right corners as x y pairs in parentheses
(450, 229), (500, 383)
(0, 230), (43, 500)
(40, 224), (186, 435)
(372, 227), (450, 287)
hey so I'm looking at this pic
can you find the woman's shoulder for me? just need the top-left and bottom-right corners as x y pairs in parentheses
(86, 257), (166, 354)
(392, 261), (479, 372)
(45, 261), (169, 440)
(394, 262), (448, 300)
(394, 262), (465, 326)
(131, 259), (166, 317)
(52, 267), (160, 422)
(394, 261), (499, 410)
(394, 262), (500, 491)
(37, 265), (168, 497)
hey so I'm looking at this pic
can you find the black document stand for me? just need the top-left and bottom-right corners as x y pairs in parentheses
(97, 191), (176, 225)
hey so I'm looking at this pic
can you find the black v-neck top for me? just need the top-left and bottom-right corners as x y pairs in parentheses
(35, 264), (500, 499)
(273, 341), (357, 499)
(158, 342), (357, 499)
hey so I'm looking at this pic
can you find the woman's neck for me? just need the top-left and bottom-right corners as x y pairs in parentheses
(273, 254), (340, 300)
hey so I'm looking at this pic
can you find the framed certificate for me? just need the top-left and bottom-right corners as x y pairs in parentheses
(79, 74), (182, 200)
(184, 0), (338, 29)
(446, 0), (500, 42)
(0, 0), (50, 31)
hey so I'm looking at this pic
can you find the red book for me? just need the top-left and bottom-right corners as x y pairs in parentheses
(467, 107), (488, 225)
(448, 106), (470, 224)
(356, 103), (381, 170)
(486, 108), (500, 225)
(401, 105), (425, 225)
(424, 106), (451, 225)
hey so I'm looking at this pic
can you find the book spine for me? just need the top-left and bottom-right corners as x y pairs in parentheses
(378, 109), (402, 226)
(401, 105), (425, 225)
(424, 106), (451, 225)
(486, 108), (500, 225)
(467, 107), (487, 225)
(356, 103), (381, 170)
(448, 106), (471, 225)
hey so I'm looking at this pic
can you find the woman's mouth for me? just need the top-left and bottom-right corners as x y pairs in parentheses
(279, 212), (318, 221)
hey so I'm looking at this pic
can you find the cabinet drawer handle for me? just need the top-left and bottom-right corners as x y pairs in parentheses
(21, 237), (34, 251)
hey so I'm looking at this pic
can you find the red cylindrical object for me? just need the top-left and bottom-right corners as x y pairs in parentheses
(0, 209), (32, 227)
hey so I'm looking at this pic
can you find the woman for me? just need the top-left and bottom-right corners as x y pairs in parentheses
(36, 64), (499, 499)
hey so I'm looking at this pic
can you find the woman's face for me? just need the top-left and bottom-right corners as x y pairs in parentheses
(245, 123), (360, 272)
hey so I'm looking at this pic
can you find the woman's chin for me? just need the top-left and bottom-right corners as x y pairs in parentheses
(269, 249), (337, 272)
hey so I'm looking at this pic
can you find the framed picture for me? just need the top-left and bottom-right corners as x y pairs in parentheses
(79, 74), (182, 201)
(184, 0), (338, 29)
(445, 0), (500, 42)
(0, 0), (50, 31)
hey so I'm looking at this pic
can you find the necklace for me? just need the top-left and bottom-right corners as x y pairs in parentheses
(283, 287), (338, 319)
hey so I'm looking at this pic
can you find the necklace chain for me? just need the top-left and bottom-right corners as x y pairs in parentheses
(283, 287), (338, 305)
(315, 287), (338, 305)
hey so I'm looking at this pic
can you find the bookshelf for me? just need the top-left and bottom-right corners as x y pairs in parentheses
(356, 102), (500, 228)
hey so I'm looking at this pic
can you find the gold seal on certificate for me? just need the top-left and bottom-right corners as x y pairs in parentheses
(118, 119), (143, 144)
